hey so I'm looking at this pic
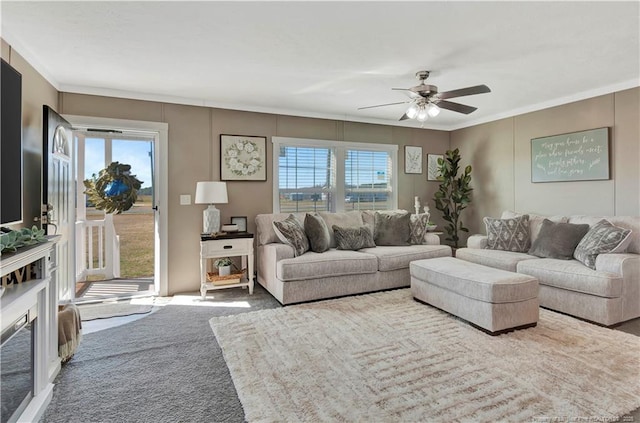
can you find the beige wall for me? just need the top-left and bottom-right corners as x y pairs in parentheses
(60, 93), (448, 294)
(451, 88), (640, 245)
(1, 39), (59, 228)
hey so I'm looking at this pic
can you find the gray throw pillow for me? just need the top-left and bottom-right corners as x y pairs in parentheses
(332, 225), (375, 250)
(528, 219), (589, 260)
(484, 215), (531, 252)
(304, 213), (331, 253)
(573, 219), (633, 269)
(409, 213), (430, 245)
(272, 214), (309, 257)
(374, 211), (411, 246)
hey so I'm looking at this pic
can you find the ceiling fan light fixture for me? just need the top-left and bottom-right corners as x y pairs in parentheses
(405, 104), (419, 119)
(427, 103), (441, 117)
(417, 107), (428, 122)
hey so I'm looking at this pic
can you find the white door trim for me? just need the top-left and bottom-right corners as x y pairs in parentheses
(63, 115), (169, 296)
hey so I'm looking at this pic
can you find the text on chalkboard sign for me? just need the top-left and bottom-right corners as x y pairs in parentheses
(530, 128), (609, 183)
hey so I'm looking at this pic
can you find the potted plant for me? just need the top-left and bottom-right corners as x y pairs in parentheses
(433, 148), (473, 249)
(214, 257), (233, 276)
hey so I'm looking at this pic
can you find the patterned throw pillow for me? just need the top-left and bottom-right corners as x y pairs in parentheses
(272, 214), (309, 257)
(484, 215), (531, 252)
(573, 220), (633, 269)
(304, 213), (331, 253)
(332, 225), (376, 251)
(409, 213), (430, 245)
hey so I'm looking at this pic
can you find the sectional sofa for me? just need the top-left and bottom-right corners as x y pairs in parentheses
(255, 211), (451, 305)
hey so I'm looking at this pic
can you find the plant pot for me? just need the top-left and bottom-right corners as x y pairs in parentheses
(218, 265), (231, 276)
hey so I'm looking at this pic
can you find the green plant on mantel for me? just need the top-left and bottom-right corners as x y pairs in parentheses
(433, 148), (473, 249)
(0, 226), (47, 254)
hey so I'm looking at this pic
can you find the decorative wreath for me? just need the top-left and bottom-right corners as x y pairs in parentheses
(83, 162), (143, 214)
(223, 139), (264, 177)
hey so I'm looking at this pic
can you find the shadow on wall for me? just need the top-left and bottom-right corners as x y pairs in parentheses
(465, 138), (497, 242)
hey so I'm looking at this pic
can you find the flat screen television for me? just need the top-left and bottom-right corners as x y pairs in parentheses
(1, 59), (23, 225)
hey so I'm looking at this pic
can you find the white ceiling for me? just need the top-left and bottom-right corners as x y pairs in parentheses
(2, 1), (639, 131)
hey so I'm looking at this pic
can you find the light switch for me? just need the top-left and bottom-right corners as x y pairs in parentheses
(180, 194), (191, 205)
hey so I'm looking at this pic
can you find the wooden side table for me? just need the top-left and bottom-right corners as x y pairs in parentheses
(200, 232), (254, 299)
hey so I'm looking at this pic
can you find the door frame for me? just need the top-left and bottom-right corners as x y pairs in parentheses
(63, 115), (169, 296)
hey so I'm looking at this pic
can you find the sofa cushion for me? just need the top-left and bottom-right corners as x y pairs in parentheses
(456, 247), (539, 272)
(528, 219), (589, 260)
(256, 213), (306, 246)
(568, 215), (640, 254)
(332, 225), (376, 250)
(502, 210), (568, 245)
(304, 213), (331, 253)
(318, 211), (363, 248)
(374, 211), (411, 246)
(273, 214), (309, 257)
(484, 215), (531, 252)
(276, 249), (378, 281)
(517, 258), (622, 298)
(360, 245), (451, 272)
(573, 219), (633, 269)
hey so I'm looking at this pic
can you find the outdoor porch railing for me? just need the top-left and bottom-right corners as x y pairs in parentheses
(75, 214), (121, 281)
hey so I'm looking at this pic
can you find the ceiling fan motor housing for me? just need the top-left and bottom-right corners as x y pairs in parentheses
(411, 84), (438, 98)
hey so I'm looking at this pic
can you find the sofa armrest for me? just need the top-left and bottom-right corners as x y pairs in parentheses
(467, 234), (488, 249)
(595, 253), (639, 276)
(257, 243), (295, 281)
(423, 233), (441, 245)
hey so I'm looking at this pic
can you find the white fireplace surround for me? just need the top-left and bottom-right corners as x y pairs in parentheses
(0, 238), (60, 422)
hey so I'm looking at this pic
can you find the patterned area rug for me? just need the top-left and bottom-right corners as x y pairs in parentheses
(210, 289), (640, 422)
(79, 301), (154, 321)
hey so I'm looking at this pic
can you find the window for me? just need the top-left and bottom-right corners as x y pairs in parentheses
(273, 137), (397, 213)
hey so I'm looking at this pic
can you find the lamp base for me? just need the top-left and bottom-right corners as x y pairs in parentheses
(203, 205), (221, 234)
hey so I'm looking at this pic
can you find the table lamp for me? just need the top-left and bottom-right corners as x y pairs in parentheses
(195, 181), (228, 234)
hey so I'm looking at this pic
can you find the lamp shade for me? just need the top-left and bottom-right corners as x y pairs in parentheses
(195, 181), (228, 204)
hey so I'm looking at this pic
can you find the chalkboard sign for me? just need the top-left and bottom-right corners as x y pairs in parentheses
(531, 128), (609, 183)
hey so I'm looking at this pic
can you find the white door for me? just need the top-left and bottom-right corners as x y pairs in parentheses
(43, 105), (75, 302)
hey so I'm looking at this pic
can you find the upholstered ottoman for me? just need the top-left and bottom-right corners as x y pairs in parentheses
(410, 257), (539, 334)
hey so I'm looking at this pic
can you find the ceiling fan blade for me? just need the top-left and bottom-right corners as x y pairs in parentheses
(435, 100), (477, 115)
(399, 113), (410, 121)
(357, 100), (411, 110)
(437, 84), (491, 100)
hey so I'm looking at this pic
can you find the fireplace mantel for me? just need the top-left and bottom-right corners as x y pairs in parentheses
(1, 237), (60, 422)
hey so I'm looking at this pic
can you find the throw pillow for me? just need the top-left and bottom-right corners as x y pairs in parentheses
(409, 213), (430, 245)
(528, 219), (590, 260)
(272, 214), (309, 257)
(374, 211), (411, 246)
(483, 215), (531, 252)
(501, 210), (568, 245)
(304, 213), (331, 253)
(573, 219), (633, 269)
(332, 225), (376, 251)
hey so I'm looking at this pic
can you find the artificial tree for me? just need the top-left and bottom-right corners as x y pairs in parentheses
(433, 148), (473, 248)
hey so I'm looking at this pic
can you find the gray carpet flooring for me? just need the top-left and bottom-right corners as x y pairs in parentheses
(41, 285), (280, 423)
(42, 285), (640, 423)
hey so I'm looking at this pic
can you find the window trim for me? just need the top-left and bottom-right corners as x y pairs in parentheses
(272, 136), (398, 213)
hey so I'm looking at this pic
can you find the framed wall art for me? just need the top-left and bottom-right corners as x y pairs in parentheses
(427, 154), (443, 181)
(404, 146), (423, 174)
(530, 127), (609, 183)
(220, 135), (267, 181)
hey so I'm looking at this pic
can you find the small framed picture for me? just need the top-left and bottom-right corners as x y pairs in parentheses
(404, 146), (423, 174)
(427, 154), (443, 181)
(231, 216), (248, 232)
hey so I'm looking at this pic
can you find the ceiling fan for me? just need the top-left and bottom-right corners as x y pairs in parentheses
(358, 71), (491, 122)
